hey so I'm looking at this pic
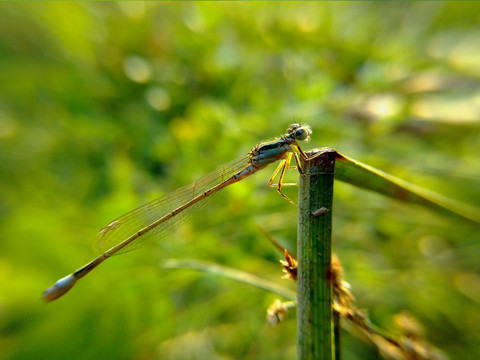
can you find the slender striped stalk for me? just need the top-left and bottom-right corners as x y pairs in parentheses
(297, 148), (337, 360)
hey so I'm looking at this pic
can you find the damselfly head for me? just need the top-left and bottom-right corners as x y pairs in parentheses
(287, 123), (312, 142)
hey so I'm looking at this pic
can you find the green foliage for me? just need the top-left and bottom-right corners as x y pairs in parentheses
(1, 2), (480, 359)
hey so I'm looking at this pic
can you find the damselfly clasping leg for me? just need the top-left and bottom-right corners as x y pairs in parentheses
(42, 123), (312, 302)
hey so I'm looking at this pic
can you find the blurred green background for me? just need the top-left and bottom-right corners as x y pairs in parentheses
(1, 2), (480, 359)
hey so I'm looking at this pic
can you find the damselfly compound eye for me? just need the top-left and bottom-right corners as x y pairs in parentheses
(287, 123), (301, 133)
(294, 126), (311, 141)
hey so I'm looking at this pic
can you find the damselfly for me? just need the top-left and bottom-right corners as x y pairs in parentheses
(42, 123), (312, 302)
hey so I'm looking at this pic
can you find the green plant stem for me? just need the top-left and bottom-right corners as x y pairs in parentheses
(297, 148), (337, 360)
(334, 311), (341, 360)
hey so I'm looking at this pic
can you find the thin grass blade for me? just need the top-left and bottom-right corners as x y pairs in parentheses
(335, 152), (480, 225)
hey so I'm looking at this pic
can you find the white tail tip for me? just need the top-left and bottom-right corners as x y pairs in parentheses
(42, 274), (77, 302)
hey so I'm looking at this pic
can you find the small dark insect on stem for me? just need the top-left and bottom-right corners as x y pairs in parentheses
(312, 207), (329, 217)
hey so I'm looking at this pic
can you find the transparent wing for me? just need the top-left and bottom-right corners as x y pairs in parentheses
(93, 154), (251, 255)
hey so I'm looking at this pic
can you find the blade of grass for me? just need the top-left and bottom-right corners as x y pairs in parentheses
(162, 258), (296, 301)
(334, 152), (480, 226)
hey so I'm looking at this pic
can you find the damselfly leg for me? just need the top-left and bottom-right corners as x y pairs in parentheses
(267, 148), (306, 205)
